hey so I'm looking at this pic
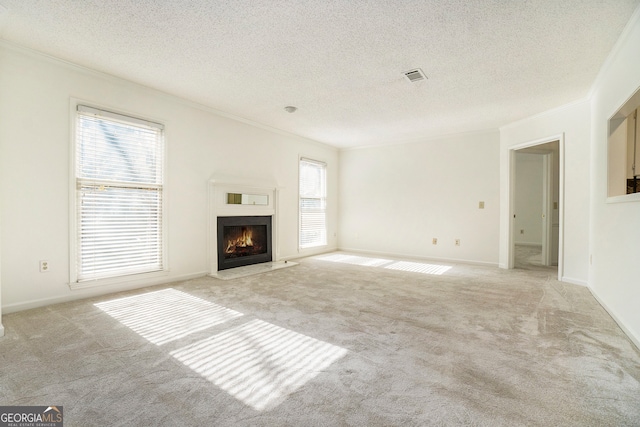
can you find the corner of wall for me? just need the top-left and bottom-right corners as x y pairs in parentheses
(588, 4), (640, 98)
(588, 288), (640, 351)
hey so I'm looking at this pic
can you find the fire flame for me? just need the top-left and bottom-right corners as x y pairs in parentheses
(226, 228), (253, 253)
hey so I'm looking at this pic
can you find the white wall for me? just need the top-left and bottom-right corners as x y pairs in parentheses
(338, 131), (500, 265)
(0, 42), (338, 312)
(514, 153), (544, 245)
(589, 8), (640, 348)
(500, 99), (591, 285)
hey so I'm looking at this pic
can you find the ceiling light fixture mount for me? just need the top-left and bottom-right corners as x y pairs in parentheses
(284, 106), (297, 113)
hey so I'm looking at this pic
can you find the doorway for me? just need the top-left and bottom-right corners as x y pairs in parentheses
(513, 142), (559, 270)
(507, 136), (563, 279)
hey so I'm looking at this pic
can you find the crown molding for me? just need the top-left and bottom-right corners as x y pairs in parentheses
(0, 39), (337, 152)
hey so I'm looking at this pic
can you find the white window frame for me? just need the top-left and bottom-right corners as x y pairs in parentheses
(299, 157), (327, 249)
(69, 102), (168, 288)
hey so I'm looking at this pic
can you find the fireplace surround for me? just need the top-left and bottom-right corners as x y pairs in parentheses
(208, 178), (279, 275)
(217, 215), (272, 270)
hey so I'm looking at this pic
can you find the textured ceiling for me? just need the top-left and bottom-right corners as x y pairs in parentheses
(0, 1), (638, 149)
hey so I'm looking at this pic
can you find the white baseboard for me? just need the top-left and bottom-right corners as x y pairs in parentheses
(294, 245), (339, 259)
(336, 247), (499, 267)
(561, 276), (589, 287)
(0, 323), (4, 337)
(588, 288), (640, 351)
(2, 271), (208, 314)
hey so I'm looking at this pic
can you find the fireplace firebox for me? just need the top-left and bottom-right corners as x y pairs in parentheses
(217, 216), (272, 270)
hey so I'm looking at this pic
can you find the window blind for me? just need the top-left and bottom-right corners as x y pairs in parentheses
(75, 105), (164, 281)
(299, 158), (327, 248)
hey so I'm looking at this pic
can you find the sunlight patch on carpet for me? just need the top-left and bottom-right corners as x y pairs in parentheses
(170, 318), (348, 411)
(95, 288), (243, 345)
(317, 253), (452, 275)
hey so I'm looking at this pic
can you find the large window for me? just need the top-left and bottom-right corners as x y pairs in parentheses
(299, 158), (327, 249)
(74, 105), (165, 282)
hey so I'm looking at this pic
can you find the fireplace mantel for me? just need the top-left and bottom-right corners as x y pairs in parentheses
(208, 177), (279, 273)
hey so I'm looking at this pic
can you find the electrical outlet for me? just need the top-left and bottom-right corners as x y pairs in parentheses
(479, 201), (485, 209)
(432, 238), (438, 245)
(39, 260), (50, 273)
(455, 239), (460, 246)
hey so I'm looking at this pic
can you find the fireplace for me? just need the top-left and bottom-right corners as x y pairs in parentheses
(217, 216), (272, 270)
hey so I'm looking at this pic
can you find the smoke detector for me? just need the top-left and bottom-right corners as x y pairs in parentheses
(404, 68), (427, 83)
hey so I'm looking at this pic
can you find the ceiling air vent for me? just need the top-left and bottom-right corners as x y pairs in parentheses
(404, 68), (427, 83)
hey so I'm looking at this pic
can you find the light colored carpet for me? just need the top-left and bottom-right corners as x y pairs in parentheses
(515, 243), (543, 265)
(1, 252), (639, 426)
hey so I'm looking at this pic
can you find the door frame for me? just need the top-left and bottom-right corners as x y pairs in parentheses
(506, 134), (564, 280)
(541, 152), (553, 266)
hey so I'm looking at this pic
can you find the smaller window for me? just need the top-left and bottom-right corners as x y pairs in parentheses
(299, 158), (327, 248)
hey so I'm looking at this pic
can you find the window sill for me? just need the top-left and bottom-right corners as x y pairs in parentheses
(69, 269), (169, 291)
(300, 244), (328, 251)
(606, 192), (640, 204)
